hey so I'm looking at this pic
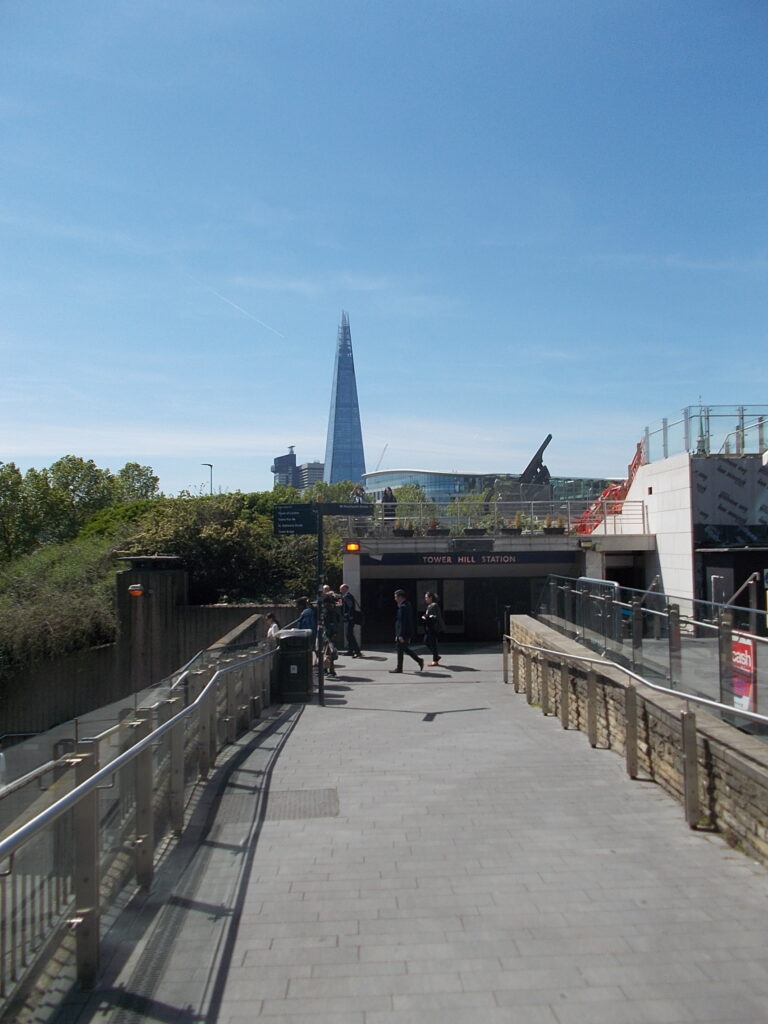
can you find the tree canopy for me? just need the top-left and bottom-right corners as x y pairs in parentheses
(0, 458), (160, 561)
(0, 464), (364, 675)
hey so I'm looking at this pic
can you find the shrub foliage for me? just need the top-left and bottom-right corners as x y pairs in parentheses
(0, 459), (355, 676)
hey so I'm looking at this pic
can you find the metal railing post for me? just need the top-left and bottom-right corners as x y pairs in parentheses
(587, 668), (598, 747)
(682, 709), (700, 828)
(198, 688), (214, 774)
(625, 684), (638, 779)
(72, 743), (99, 988)
(541, 659), (550, 715)
(668, 603), (681, 684)
(631, 598), (643, 670)
(502, 636), (509, 684)
(208, 685), (218, 765)
(604, 591), (613, 654)
(166, 698), (184, 835)
(563, 582), (573, 637)
(559, 662), (570, 729)
(524, 651), (533, 704)
(133, 710), (154, 890)
(226, 669), (237, 744)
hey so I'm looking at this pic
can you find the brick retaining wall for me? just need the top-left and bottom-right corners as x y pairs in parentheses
(511, 615), (768, 866)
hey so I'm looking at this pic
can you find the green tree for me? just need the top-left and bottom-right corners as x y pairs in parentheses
(392, 484), (438, 530)
(0, 462), (32, 560)
(46, 456), (115, 540)
(113, 462), (160, 502)
(302, 480), (364, 504)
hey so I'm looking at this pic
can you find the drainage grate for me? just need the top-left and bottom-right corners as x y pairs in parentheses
(263, 788), (339, 820)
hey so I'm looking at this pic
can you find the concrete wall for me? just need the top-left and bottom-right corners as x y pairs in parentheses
(625, 452), (694, 605)
(511, 615), (768, 866)
(1, 598), (295, 738)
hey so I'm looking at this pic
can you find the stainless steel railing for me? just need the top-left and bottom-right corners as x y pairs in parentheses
(502, 631), (768, 828)
(535, 574), (768, 726)
(0, 643), (277, 1007)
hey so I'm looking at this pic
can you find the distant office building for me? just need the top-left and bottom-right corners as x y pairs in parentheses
(271, 448), (325, 490)
(271, 448), (298, 488)
(323, 311), (366, 484)
(296, 461), (324, 489)
(363, 469), (612, 504)
(363, 435), (611, 503)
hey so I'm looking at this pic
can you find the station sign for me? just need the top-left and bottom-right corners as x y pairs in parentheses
(273, 504), (318, 535)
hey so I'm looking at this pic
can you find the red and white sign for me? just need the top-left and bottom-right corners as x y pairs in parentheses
(732, 638), (757, 713)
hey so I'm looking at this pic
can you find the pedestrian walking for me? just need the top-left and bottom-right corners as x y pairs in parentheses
(339, 583), (363, 657)
(319, 585), (341, 676)
(390, 588), (424, 673)
(421, 591), (445, 666)
(265, 612), (281, 639)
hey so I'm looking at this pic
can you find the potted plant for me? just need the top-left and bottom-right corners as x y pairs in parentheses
(393, 518), (414, 537)
(543, 514), (565, 535)
(426, 518), (449, 536)
(463, 522), (487, 536)
(501, 511), (523, 535)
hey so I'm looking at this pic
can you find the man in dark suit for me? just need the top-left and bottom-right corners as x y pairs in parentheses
(339, 583), (363, 658)
(390, 589), (424, 674)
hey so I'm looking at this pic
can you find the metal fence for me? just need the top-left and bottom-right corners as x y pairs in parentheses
(644, 404), (768, 461)
(535, 575), (768, 735)
(0, 641), (277, 1010)
(334, 499), (647, 537)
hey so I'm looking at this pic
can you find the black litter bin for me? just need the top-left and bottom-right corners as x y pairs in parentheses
(276, 628), (314, 701)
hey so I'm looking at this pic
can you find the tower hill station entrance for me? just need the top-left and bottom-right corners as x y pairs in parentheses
(341, 506), (654, 643)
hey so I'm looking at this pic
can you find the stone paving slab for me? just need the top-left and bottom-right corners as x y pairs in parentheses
(51, 645), (768, 1023)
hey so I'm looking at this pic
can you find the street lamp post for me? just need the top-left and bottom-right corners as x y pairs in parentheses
(201, 463), (213, 495)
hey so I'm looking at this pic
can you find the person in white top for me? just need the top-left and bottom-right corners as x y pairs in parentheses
(266, 613), (280, 638)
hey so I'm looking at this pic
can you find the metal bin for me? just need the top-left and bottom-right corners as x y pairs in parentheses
(276, 628), (314, 702)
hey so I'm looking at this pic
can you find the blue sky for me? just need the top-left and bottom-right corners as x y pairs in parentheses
(2, 0), (767, 495)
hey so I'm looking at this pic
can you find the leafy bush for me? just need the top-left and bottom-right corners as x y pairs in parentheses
(0, 482), (352, 676)
(0, 533), (123, 675)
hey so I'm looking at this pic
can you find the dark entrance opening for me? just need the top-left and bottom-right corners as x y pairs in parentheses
(359, 576), (548, 643)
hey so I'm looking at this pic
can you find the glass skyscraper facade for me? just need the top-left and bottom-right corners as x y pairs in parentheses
(323, 312), (366, 484)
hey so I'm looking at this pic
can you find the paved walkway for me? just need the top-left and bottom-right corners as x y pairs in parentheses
(53, 645), (768, 1023)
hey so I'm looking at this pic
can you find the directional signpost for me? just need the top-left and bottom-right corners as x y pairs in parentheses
(273, 501), (373, 706)
(273, 504), (318, 535)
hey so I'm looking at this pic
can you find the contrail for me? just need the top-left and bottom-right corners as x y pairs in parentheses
(186, 274), (286, 338)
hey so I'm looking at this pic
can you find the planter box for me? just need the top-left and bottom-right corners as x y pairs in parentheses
(393, 529), (414, 537)
(463, 528), (487, 536)
(543, 526), (565, 535)
(500, 527), (522, 535)
(426, 528), (450, 536)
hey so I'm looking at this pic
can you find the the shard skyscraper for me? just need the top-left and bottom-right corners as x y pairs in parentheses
(323, 311), (366, 484)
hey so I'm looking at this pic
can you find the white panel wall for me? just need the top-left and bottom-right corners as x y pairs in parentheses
(625, 452), (694, 605)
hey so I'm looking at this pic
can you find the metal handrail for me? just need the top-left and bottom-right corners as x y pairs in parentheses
(0, 648), (273, 867)
(505, 633), (768, 728)
(726, 572), (760, 607)
(0, 759), (63, 800)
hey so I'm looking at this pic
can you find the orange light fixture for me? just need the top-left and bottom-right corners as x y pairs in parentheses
(345, 542), (361, 553)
